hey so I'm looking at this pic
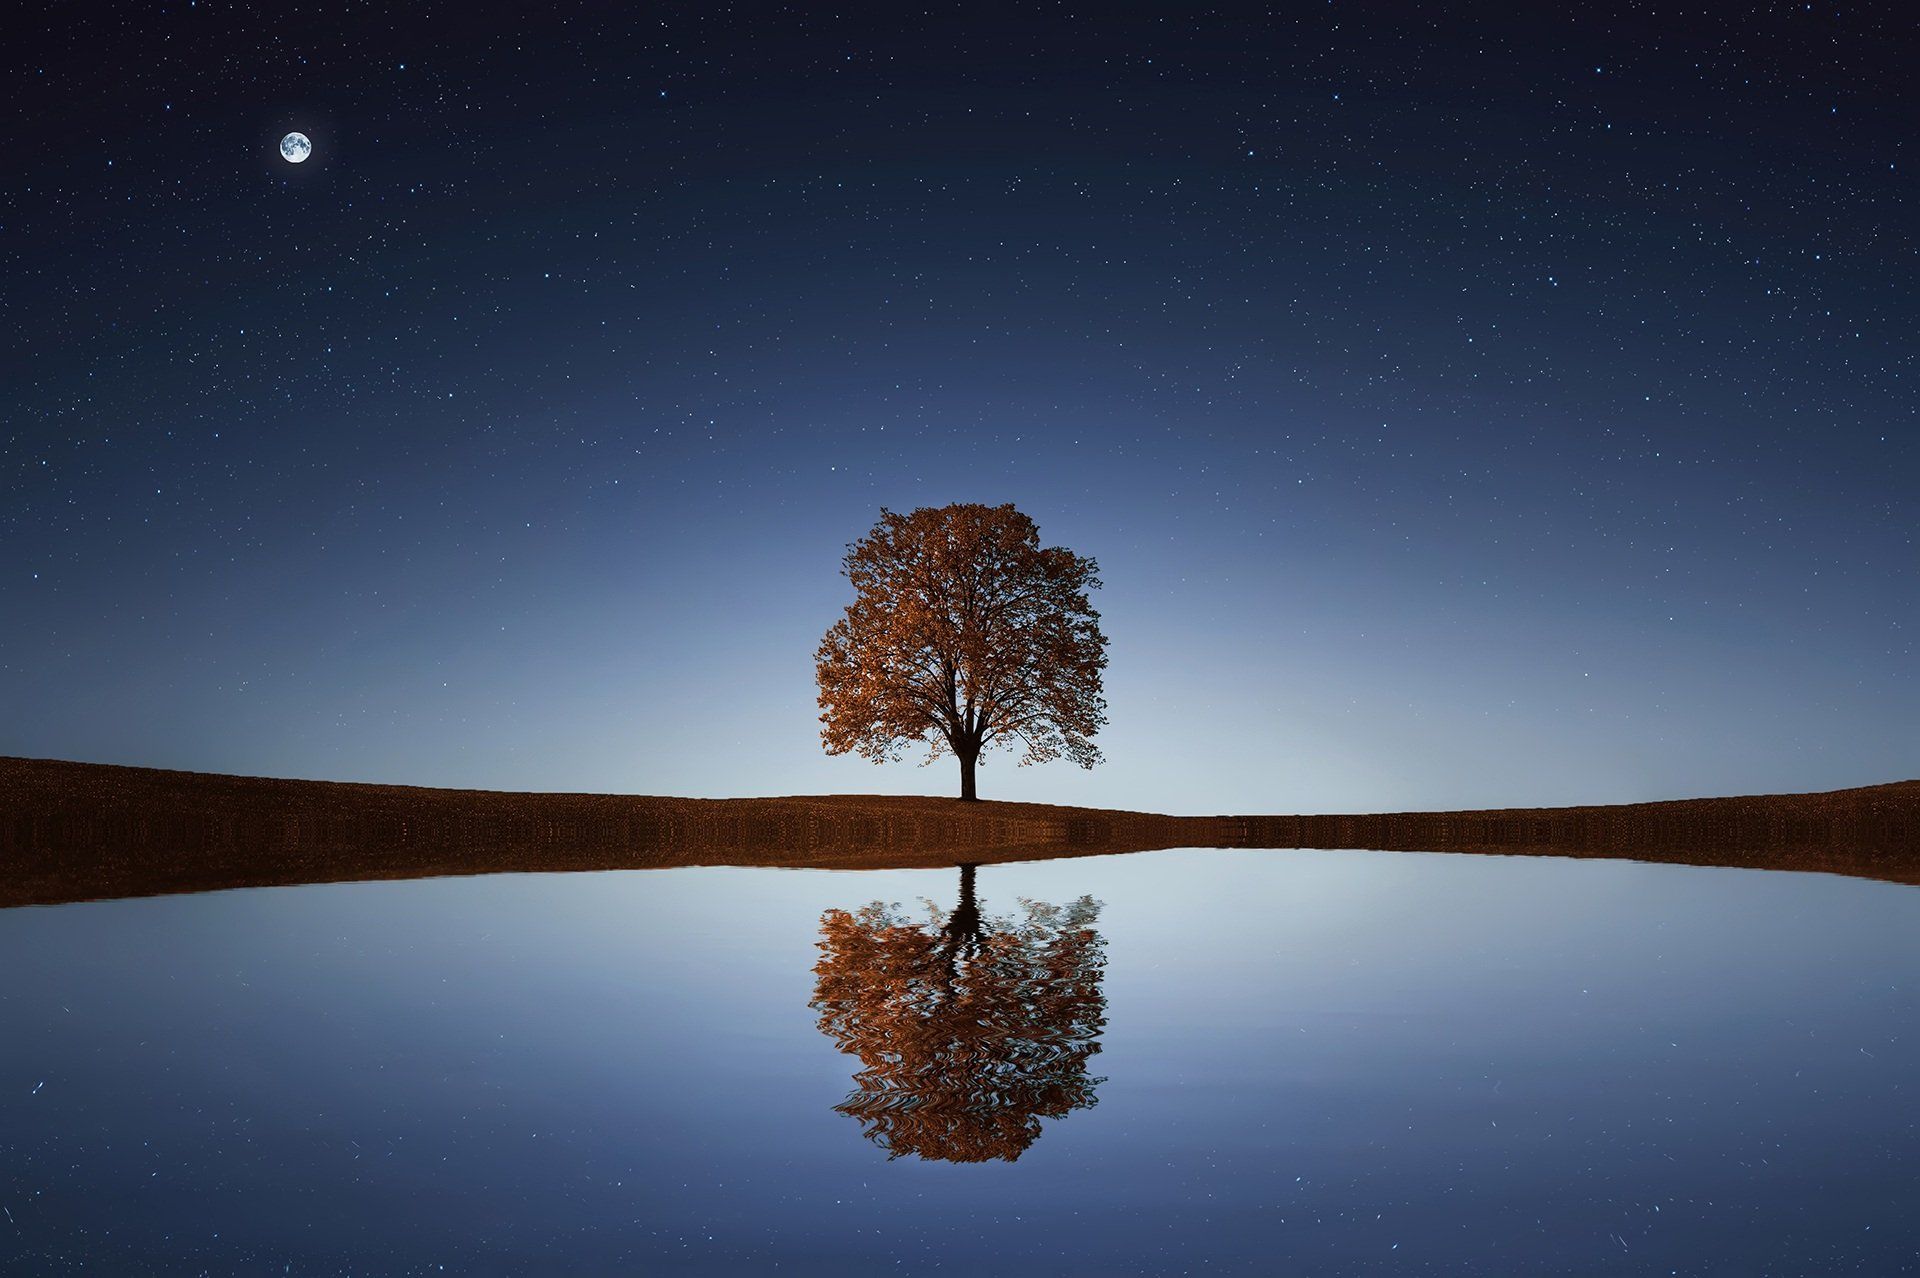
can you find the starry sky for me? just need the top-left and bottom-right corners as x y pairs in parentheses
(4, 4), (1914, 813)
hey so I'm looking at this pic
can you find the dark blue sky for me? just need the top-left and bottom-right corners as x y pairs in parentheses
(4, 4), (1914, 811)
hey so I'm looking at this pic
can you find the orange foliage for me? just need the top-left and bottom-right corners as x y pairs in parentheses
(816, 503), (1108, 799)
(810, 870), (1107, 1162)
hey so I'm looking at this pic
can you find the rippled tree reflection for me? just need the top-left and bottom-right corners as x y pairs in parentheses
(810, 864), (1107, 1162)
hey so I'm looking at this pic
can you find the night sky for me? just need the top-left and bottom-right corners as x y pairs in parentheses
(5, 4), (1914, 813)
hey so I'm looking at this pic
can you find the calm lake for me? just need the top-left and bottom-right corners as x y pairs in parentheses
(2, 848), (1915, 1274)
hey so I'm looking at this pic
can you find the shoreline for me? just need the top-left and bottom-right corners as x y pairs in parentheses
(3, 755), (1916, 908)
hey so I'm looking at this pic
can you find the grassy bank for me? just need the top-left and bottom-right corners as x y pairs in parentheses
(3, 756), (1915, 908)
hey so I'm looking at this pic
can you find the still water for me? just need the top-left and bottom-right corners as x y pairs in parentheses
(1, 848), (1915, 1274)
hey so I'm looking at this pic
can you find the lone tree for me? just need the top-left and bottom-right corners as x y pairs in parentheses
(815, 502), (1108, 801)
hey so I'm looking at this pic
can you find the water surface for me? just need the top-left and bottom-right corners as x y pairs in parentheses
(2, 848), (1914, 1274)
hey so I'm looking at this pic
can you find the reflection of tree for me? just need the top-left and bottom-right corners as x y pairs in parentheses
(810, 864), (1108, 1162)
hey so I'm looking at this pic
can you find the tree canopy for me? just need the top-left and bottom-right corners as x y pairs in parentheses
(810, 868), (1108, 1162)
(815, 502), (1108, 800)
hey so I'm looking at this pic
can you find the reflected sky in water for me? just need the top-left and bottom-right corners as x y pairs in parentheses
(2, 849), (1916, 1273)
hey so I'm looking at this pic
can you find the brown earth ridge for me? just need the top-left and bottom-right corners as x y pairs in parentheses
(2, 755), (1916, 909)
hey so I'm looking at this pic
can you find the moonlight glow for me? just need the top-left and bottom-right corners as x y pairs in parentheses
(279, 132), (311, 163)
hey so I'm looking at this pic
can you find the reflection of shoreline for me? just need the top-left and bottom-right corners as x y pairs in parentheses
(2, 755), (1916, 909)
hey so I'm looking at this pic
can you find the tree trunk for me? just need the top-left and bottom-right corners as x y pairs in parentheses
(945, 863), (981, 943)
(958, 747), (979, 801)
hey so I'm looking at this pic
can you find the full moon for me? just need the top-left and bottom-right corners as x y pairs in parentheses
(279, 132), (311, 164)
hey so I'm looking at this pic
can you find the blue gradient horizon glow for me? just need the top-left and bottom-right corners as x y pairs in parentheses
(6, 434), (1911, 812)
(7, 395), (1913, 810)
